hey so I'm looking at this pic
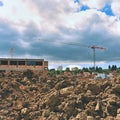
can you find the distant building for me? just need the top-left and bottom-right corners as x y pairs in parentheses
(94, 73), (113, 79)
(57, 65), (63, 71)
(0, 58), (48, 71)
(71, 67), (79, 71)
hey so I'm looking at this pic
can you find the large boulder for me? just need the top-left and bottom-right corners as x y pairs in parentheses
(45, 91), (60, 109)
(60, 86), (74, 96)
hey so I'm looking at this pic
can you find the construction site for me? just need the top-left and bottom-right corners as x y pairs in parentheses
(1, 0), (120, 119)
(0, 45), (120, 120)
(0, 67), (120, 120)
(0, 42), (119, 120)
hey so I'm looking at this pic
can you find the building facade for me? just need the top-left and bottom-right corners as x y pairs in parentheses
(0, 58), (48, 71)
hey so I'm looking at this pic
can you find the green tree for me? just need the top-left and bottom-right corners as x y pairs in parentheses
(65, 67), (70, 72)
(111, 65), (117, 71)
(49, 69), (56, 76)
(96, 66), (103, 73)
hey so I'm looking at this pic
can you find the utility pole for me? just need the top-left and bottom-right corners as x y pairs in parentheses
(10, 48), (14, 58)
(92, 47), (96, 69)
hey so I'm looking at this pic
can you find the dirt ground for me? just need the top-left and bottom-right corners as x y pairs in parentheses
(0, 70), (120, 120)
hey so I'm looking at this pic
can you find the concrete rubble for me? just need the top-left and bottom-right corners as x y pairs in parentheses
(0, 70), (120, 120)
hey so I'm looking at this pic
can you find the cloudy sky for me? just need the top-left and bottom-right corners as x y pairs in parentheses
(0, 0), (120, 69)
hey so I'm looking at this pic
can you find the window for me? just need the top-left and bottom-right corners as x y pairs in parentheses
(10, 61), (17, 65)
(18, 61), (25, 65)
(27, 61), (35, 65)
(1, 60), (8, 65)
(35, 61), (43, 66)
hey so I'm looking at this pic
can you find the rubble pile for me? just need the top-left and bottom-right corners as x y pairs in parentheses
(0, 70), (120, 120)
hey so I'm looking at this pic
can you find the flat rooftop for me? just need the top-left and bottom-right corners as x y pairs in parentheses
(0, 58), (45, 61)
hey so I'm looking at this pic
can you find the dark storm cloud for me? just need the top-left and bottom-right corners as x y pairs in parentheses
(24, 25), (102, 62)
(1, 16), (120, 63)
(0, 20), (20, 55)
(20, 17), (120, 63)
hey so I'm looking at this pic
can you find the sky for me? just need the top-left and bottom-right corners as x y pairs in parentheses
(0, 0), (120, 69)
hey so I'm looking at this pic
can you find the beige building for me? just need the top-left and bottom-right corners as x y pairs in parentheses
(0, 58), (48, 71)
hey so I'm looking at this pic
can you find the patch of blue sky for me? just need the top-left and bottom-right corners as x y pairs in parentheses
(100, 4), (114, 16)
(0, 1), (3, 6)
(80, 5), (90, 11)
(74, 0), (80, 4)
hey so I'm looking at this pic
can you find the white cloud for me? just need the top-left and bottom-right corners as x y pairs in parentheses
(80, 0), (108, 9)
(111, 0), (120, 16)
(0, 0), (41, 31)
(0, 0), (117, 35)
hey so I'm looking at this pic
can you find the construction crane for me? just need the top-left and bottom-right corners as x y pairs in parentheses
(66, 43), (106, 69)
(38, 39), (106, 69)
(90, 45), (106, 69)
(57, 42), (106, 69)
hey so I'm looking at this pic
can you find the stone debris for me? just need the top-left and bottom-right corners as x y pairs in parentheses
(0, 70), (120, 120)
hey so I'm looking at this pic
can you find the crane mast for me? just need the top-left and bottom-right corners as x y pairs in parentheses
(91, 46), (106, 69)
